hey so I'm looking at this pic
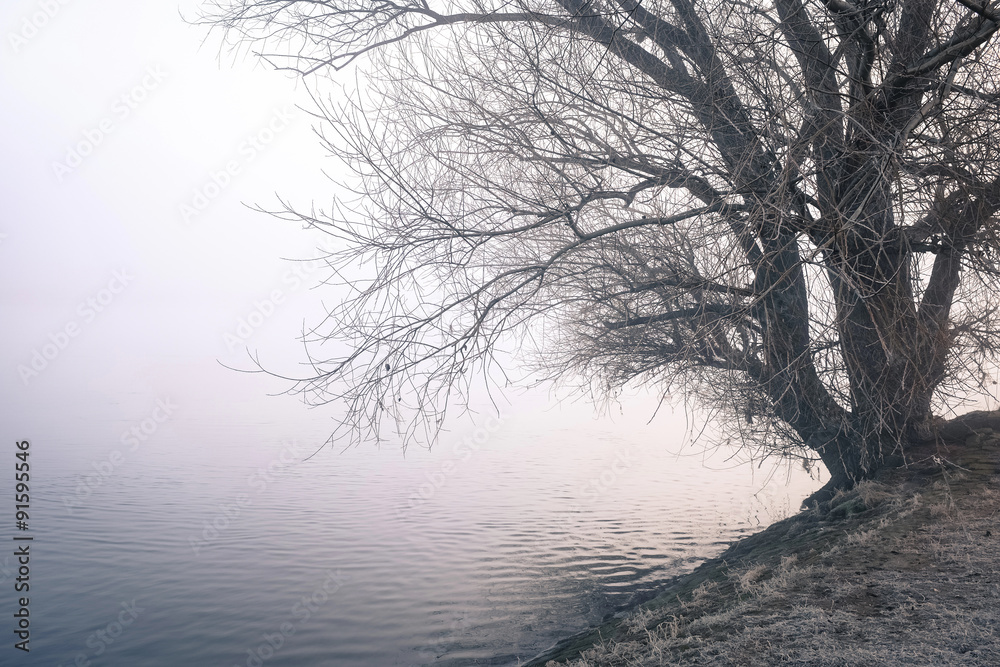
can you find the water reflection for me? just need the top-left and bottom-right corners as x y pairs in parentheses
(22, 406), (819, 666)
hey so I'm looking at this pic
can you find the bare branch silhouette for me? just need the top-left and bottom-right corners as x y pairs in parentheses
(202, 0), (1000, 496)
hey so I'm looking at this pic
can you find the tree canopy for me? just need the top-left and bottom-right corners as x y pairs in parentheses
(204, 0), (1000, 493)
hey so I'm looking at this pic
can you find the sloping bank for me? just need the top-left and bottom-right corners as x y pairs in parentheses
(525, 412), (1000, 666)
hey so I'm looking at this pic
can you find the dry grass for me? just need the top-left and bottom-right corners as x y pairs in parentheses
(533, 432), (1000, 667)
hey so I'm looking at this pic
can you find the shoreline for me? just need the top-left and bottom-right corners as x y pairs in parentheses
(525, 413), (1000, 666)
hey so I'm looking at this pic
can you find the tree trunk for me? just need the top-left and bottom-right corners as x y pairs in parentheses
(800, 417), (909, 505)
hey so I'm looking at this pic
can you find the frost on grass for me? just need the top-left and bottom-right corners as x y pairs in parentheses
(546, 462), (1000, 667)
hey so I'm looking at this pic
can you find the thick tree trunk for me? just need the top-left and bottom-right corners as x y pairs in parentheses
(750, 213), (930, 493)
(799, 417), (911, 505)
(795, 143), (942, 493)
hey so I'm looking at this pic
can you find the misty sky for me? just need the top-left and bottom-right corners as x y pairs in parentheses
(1, 0), (697, 475)
(1, 2), (352, 452)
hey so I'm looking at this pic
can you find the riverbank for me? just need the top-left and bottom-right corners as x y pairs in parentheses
(526, 412), (1000, 666)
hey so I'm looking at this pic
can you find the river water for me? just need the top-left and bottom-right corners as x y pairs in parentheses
(5, 358), (821, 666)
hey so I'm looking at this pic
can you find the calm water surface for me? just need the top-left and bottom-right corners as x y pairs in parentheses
(8, 387), (821, 666)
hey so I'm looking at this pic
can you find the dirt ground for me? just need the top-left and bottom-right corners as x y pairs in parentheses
(528, 413), (1000, 667)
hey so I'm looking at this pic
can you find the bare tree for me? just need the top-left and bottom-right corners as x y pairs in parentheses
(202, 0), (1000, 495)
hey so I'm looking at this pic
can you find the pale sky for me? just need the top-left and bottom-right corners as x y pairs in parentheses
(0, 0), (792, 475)
(0, 1), (373, 466)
